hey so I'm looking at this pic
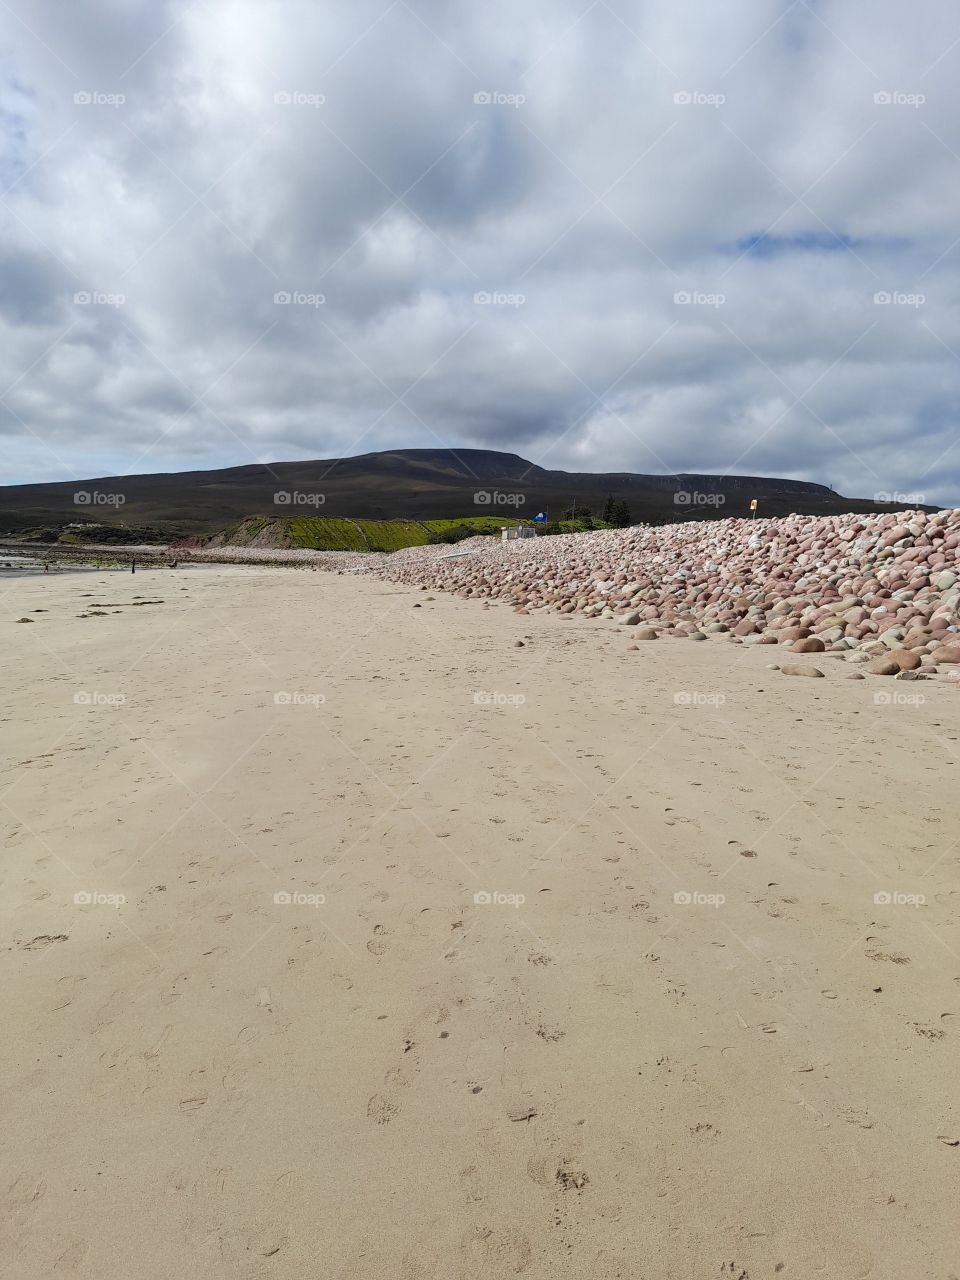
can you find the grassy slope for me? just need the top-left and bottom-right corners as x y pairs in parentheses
(218, 514), (532, 551)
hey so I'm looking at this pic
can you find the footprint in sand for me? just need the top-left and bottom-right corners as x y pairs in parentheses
(222, 1066), (250, 1099)
(865, 947), (911, 965)
(912, 1022), (945, 1040)
(88, 988), (126, 1031)
(526, 1153), (589, 1194)
(366, 1093), (400, 1124)
(50, 973), (86, 1011)
(367, 924), (389, 956)
(55, 1241), (89, 1269)
(536, 1023), (566, 1042)
(160, 973), (189, 1005)
(839, 1105), (874, 1129)
(142, 1025), (172, 1062)
(465, 1037), (506, 1089)
(459, 1224), (533, 1275)
(459, 1164), (486, 1204)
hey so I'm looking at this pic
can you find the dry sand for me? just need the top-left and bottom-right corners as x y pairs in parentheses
(3, 565), (960, 1279)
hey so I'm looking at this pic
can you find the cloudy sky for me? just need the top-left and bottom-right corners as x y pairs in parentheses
(2, 0), (960, 501)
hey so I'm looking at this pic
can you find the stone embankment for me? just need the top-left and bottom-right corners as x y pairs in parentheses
(347, 510), (960, 680)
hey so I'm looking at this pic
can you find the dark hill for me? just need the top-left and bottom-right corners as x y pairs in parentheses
(0, 447), (932, 541)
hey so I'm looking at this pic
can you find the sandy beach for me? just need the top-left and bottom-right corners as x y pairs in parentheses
(4, 564), (960, 1278)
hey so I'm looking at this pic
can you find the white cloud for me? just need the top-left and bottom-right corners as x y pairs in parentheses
(2, 0), (960, 504)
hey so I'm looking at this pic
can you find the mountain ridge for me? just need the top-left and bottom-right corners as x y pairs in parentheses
(0, 447), (927, 539)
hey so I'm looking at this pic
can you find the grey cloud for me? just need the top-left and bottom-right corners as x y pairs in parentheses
(2, 0), (960, 505)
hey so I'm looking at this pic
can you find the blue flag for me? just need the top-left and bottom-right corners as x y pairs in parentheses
(533, 511), (548, 523)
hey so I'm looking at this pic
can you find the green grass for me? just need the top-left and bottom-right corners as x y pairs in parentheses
(553, 517), (611, 534)
(282, 517), (425, 551)
(286, 518), (369, 550)
(420, 516), (529, 535)
(220, 514), (530, 552)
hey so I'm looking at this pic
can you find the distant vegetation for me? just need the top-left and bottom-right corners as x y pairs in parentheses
(547, 496), (630, 535)
(211, 514), (533, 552)
(425, 518), (527, 544)
(11, 521), (172, 546)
